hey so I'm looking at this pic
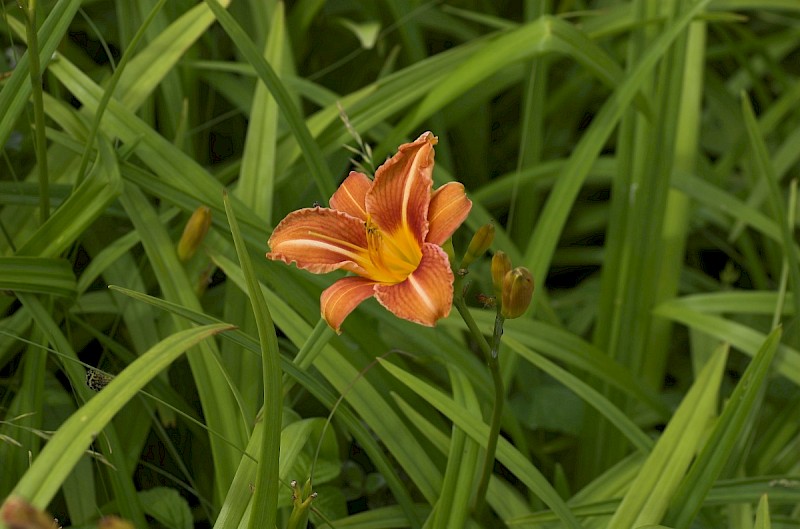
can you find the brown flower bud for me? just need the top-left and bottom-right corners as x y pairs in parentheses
(501, 267), (534, 319)
(461, 224), (494, 268)
(177, 206), (212, 261)
(491, 251), (512, 296)
(98, 516), (135, 529)
(1, 496), (60, 529)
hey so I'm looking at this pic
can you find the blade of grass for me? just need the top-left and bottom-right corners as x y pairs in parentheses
(222, 191), (282, 529)
(665, 327), (782, 528)
(20, 0), (50, 223)
(16, 133), (122, 258)
(654, 301), (800, 385)
(380, 13), (653, 154)
(73, 0), (167, 186)
(204, 0), (335, 199)
(444, 311), (670, 419)
(120, 183), (249, 502)
(741, 94), (800, 342)
(13, 293), (149, 527)
(434, 366), (480, 528)
(3, 321), (231, 508)
(521, 0), (710, 286)
(208, 246), (444, 508)
(113, 0), (233, 124)
(754, 494), (771, 529)
(238, 2), (283, 222)
(607, 343), (728, 527)
(508, 1), (549, 246)
(643, 16), (707, 387)
(0, 257), (75, 297)
(107, 284), (423, 528)
(0, 0), (81, 148)
(379, 359), (583, 529)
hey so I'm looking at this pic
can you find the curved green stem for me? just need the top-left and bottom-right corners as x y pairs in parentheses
(452, 274), (505, 519)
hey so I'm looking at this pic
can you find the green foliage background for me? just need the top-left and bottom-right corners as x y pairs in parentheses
(1, 0), (799, 527)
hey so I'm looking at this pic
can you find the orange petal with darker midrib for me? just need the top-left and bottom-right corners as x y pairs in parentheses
(426, 182), (472, 245)
(320, 276), (378, 333)
(267, 208), (369, 275)
(330, 171), (371, 221)
(374, 243), (454, 326)
(366, 132), (436, 246)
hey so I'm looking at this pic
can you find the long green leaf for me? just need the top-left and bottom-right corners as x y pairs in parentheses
(522, 0), (710, 284)
(0, 257), (75, 297)
(379, 360), (583, 529)
(0, 0), (81, 147)
(222, 191), (282, 529)
(665, 328), (782, 528)
(16, 134), (122, 258)
(607, 344), (728, 527)
(4, 323), (231, 507)
(204, 0), (335, 199)
(119, 184), (248, 502)
(741, 94), (800, 336)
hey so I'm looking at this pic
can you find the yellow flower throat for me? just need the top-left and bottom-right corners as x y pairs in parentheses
(364, 219), (421, 284)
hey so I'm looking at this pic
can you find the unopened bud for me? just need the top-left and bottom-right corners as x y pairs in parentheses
(501, 267), (534, 319)
(1, 496), (60, 529)
(491, 251), (512, 296)
(98, 516), (136, 529)
(177, 206), (212, 261)
(461, 224), (494, 268)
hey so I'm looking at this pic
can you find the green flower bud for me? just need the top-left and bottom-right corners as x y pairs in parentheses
(501, 267), (534, 319)
(491, 251), (512, 296)
(461, 223), (495, 268)
(177, 206), (212, 261)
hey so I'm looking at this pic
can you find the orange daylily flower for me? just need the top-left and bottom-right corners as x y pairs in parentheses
(267, 132), (472, 333)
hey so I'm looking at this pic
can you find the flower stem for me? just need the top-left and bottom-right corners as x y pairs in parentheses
(452, 275), (505, 519)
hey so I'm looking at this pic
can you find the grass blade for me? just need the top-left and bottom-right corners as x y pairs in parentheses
(3, 322), (232, 507)
(222, 191), (282, 529)
(0, 257), (75, 297)
(204, 0), (335, 199)
(665, 327), (782, 528)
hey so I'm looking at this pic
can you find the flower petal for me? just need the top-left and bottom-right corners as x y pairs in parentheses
(374, 243), (454, 326)
(321, 276), (377, 333)
(426, 182), (472, 245)
(330, 171), (371, 221)
(366, 132), (436, 246)
(267, 208), (369, 274)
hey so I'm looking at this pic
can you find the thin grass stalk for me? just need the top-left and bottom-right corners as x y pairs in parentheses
(223, 192), (282, 529)
(508, 0), (548, 247)
(741, 95), (800, 348)
(74, 0), (167, 187)
(643, 16), (707, 387)
(13, 293), (148, 528)
(586, 0), (695, 478)
(438, 366), (480, 528)
(582, 0), (656, 484)
(203, 0), (336, 199)
(21, 0), (49, 223)
(772, 180), (796, 331)
(120, 185), (248, 503)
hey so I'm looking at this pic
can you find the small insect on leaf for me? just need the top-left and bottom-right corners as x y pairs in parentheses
(86, 368), (113, 391)
(476, 293), (496, 309)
